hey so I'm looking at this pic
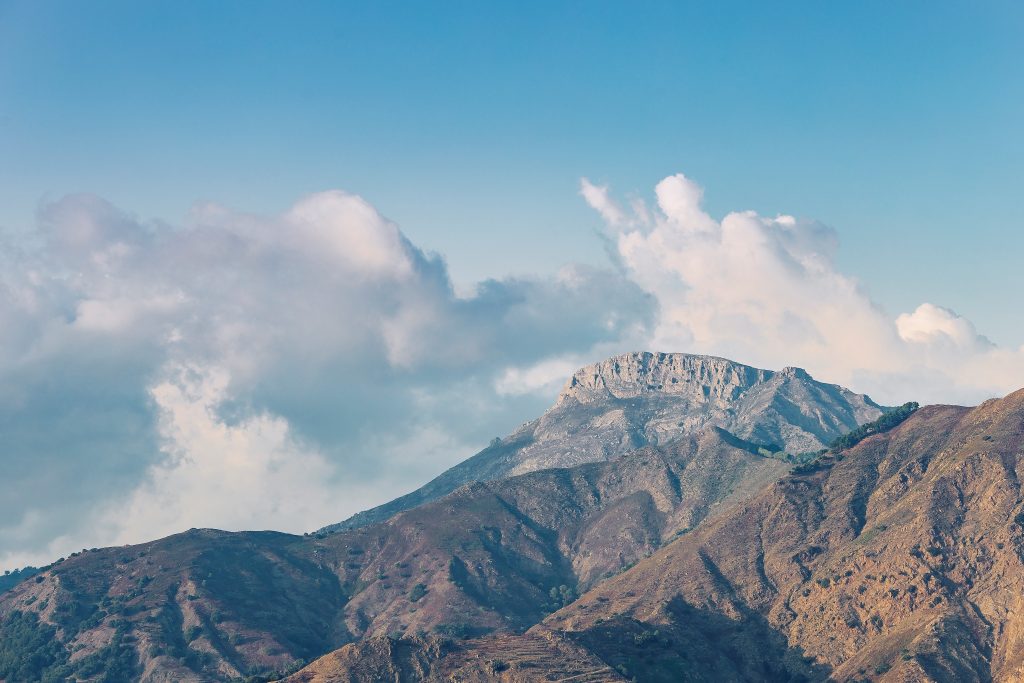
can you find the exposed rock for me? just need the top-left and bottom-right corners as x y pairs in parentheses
(324, 352), (885, 533)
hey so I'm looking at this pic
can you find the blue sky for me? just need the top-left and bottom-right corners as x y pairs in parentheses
(1, 1), (1023, 567)
(3, 1), (1022, 341)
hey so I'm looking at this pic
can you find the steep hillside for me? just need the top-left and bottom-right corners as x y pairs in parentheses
(325, 352), (884, 532)
(0, 427), (789, 681)
(315, 426), (791, 647)
(297, 388), (1024, 682)
(0, 531), (347, 681)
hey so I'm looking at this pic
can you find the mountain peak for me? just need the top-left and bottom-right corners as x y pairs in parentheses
(322, 350), (884, 534)
(779, 365), (811, 380)
(556, 351), (772, 407)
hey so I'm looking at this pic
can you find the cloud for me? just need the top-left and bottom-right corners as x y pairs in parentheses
(0, 191), (654, 568)
(582, 172), (1024, 407)
(97, 363), (350, 545)
(896, 303), (993, 350)
(579, 179), (627, 227)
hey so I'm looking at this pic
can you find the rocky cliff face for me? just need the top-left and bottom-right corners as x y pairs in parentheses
(521, 352), (883, 472)
(556, 352), (772, 407)
(325, 352), (885, 532)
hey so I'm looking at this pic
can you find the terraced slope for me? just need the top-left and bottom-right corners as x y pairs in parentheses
(286, 632), (625, 683)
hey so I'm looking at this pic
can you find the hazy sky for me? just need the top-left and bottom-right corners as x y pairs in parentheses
(1, 1), (1022, 568)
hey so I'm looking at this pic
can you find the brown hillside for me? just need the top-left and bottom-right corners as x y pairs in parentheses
(0, 426), (788, 680)
(540, 391), (1024, 681)
(292, 389), (1024, 682)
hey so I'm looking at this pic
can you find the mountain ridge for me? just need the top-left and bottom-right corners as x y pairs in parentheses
(322, 351), (885, 533)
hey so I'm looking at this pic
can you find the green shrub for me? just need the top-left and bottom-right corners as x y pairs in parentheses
(829, 402), (919, 452)
(0, 610), (68, 681)
(408, 583), (428, 603)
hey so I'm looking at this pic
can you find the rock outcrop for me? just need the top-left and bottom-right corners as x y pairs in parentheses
(324, 352), (885, 532)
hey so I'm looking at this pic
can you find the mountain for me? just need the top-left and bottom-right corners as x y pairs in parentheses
(0, 427), (791, 681)
(295, 388), (1024, 682)
(0, 352), (890, 682)
(323, 352), (885, 532)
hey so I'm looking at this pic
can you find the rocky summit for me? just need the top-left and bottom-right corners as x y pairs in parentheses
(9, 351), (1011, 683)
(323, 352), (885, 533)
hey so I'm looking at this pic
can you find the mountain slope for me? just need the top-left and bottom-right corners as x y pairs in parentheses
(299, 388), (1024, 682)
(0, 427), (789, 681)
(0, 531), (347, 682)
(324, 352), (884, 532)
(319, 426), (792, 646)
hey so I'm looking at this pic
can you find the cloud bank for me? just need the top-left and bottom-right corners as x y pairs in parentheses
(581, 173), (1024, 407)
(0, 190), (653, 568)
(2, 172), (1021, 568)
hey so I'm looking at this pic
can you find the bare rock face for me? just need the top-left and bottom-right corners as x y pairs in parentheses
(556, 352), (771, 407)
(326, 352), (885, 532)
(520, 352), (883, 472)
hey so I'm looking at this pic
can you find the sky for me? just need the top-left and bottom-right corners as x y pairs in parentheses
(1, 1), (1022, 568)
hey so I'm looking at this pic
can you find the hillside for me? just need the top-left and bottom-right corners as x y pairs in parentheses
(0, 427), (790, 681)
(295, 388), (1024, 681)
(323, 352), (884, 532)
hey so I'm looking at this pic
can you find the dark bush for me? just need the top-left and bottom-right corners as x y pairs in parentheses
(829, 402), (919, 452)
(408, 583), (428, 603)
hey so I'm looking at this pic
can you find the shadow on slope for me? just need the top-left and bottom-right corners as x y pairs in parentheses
(570, 598), (831, 682)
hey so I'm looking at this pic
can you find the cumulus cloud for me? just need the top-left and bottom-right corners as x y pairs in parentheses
(0, 190), (654, 568)
(896, 303), (993, 350)
(582, 172), (1024, 407)
(107, 364), (344, 542)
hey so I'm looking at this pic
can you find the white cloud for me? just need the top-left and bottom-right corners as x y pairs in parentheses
(583, 172), (1024, 406)
(579, 179), (627, 227)
(97, 363), (362, 545)
(896, 303), (992, 350)
(0, 189), (653, 569)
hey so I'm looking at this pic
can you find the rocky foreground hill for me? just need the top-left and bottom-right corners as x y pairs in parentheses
(0, 352), (944, 682)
